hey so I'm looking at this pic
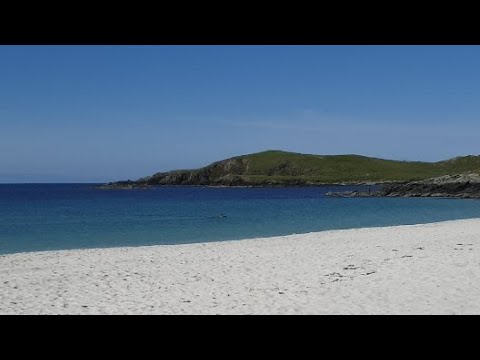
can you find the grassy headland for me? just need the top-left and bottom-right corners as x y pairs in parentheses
(104, 150), (480, 188)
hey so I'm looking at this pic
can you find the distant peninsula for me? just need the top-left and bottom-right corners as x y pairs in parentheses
(101, 150), (480, 190)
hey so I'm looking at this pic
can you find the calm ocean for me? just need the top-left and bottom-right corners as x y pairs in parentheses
(1, 184), (480, 255)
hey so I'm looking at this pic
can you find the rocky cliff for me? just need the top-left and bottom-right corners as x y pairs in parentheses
(380, 174), (480, 198)
(326, 174), (480, 199)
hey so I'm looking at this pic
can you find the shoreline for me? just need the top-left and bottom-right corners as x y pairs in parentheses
(1, 217), (479, 257)
(1, 218), (479, 314)
(95, 183), (384, 190)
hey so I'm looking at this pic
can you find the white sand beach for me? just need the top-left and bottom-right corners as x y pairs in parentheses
(1, 219), (479, 315)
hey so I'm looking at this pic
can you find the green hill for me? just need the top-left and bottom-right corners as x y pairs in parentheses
(106, 150), (480, 187)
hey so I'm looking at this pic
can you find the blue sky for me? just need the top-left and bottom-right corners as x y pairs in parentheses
(0, 45), (479, 183)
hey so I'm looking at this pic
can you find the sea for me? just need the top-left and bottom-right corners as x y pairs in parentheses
(1, 184), (480, 255)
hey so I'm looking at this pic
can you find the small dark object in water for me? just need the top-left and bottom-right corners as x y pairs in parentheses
(219, 214), (227, 218)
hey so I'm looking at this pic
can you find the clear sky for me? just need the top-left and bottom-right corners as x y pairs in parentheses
(0, 45), (479, 183)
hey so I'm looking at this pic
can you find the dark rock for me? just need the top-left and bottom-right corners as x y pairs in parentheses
(380, 175), (480, 199)
(326, 174), (480, 199)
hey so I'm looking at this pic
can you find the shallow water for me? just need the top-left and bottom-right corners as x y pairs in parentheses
(1, 184), (480, 254)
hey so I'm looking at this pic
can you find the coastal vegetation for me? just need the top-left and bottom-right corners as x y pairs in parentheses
(103, 150), (480, 188)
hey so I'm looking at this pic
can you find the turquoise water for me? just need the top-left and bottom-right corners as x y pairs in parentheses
(1, 184), (480, 255)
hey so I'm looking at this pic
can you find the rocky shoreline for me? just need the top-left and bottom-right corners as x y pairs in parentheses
(97, 181), (386, 190)
(326, 174), (480, 199)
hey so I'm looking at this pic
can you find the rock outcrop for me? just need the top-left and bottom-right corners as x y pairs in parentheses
(326, 190), (382, 198)
(380, 174), (480, 199)
(326, 174), (480, 199)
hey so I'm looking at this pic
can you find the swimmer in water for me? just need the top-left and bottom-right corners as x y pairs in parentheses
(219, 214), (227, 218)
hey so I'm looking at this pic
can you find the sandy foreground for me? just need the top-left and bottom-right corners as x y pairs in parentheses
(1, 219), (480, 315)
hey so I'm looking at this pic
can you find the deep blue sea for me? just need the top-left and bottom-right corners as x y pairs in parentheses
(1, 184), (480, 255)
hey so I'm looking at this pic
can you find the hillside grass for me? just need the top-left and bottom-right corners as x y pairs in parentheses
(132, 150), (480, 186)
(230, 151), (480, 183)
